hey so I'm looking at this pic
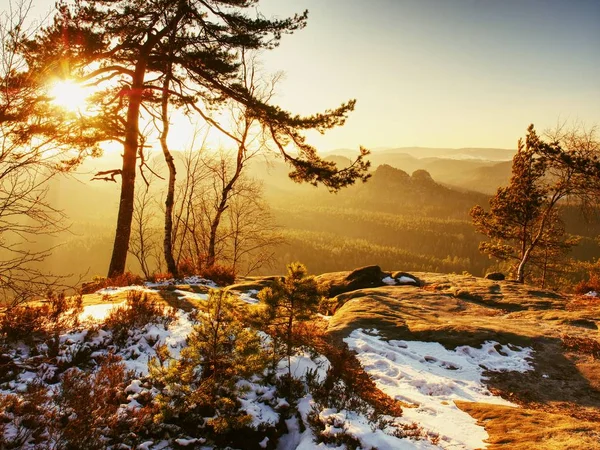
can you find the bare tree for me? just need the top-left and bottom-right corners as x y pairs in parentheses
(0, 1), (89, 305)
(128, 179), (161, 279)
(203, 56), (280, 268)
(171, 139), (212, 271)
(170, 144), (282, 276)
(226, 178), (283, 275)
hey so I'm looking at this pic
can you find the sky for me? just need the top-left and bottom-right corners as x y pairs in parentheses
(6, 0), (600, 152)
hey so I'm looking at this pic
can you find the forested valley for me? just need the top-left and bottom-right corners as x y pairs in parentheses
(34, 152), (600, 292)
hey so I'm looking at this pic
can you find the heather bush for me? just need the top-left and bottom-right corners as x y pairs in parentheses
(0, 305), (47, 344)
(574, 273), (600, 295)
(198, 263), (236, 286)
(104, 291), (173, 346)
(0, 382), (50, 448)
(46, 292), (83, 355)
(306, 407), (363, 450)
(0, 293), (82, 351)
(53, 354), (128, 449)
(177, 258), (196, 277)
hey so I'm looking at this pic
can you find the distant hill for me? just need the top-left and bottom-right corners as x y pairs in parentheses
(326, 146), (515, 161)
(321, 148), (514, 194)
(456, 160), (513, 194)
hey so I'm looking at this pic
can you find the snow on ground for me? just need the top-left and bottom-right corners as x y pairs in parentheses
(344, 329), (534, 449)
(382, 275), (417, 285)
(115, 309), (195, 375)
(145, 276), (218, 288)
(278, 352), (331, 382)
(276, 352), (442, 450)
(95, 285), (157, 296)
(79, 301), (125, 321)
(238, 289), (260, 304)
(174, 289), (209, 302)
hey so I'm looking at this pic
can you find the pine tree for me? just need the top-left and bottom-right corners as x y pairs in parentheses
(150, 290), (265, 438)
(471, 125), (583, 283)
(258, 262), (321, 377)
(12, 0), (371, 277)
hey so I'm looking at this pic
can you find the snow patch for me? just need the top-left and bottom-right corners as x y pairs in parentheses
(238, 289), (260, 304)
(382, 276), (397, 285)
(277, 352), (331, 382)
(345, 329), (534, 449)
(174, 289), (209, 302)
(79, 301), (125, 321)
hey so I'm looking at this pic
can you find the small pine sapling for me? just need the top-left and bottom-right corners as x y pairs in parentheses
(150, 290), (266, 442)
(258, 263), (322, 379)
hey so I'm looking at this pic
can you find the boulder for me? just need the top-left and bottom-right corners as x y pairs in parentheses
(391, 271), (422, 286)
(485, 272), (505, 281)
(317, 265), (387, 297)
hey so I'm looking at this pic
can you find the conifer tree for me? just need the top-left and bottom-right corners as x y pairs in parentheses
(470, 125), (594, 283)
(150, 290), (265, 438)
(11, 0), (371, 277)
(258, 262), (321, 377)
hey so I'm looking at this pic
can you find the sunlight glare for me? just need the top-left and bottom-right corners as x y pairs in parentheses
(49, 80), (88, 112)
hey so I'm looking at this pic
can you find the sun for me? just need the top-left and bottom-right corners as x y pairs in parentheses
(49, 80), (89, 111)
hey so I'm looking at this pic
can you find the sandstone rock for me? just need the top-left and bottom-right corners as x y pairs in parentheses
(485, 272), (505, 281)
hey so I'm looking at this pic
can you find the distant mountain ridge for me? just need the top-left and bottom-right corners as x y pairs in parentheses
(320, 149), (513, 194)
(325, 146), (515, 162)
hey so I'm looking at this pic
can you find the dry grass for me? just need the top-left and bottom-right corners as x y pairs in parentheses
(456, 401), (600, 450)
(322, 271), (600, 449)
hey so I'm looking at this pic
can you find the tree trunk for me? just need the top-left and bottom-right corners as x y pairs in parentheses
(160, 63), (178, 277)
(106, 10), (186, 278)
(516, 249), (530, 283)
(206, 149), (245, 267)
(206, 203), (226, 268)
(107, 73), (144, 278)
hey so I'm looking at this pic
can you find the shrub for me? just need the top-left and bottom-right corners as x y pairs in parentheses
(0, 292), (82, 350)
(0, 382), (50, 448)
(309, 372), (370, 417)
(52, 354), (131, 449)
(275, 373), (306, 408)
(0, 343), (17, 383)
(306, 406), (363, 450)
(46, 292), (83, 355)
(82, 272), (145, 294)
(199, 264), (236, 286)
(0, 305), (48, 344)
(148, 271), (174, 283)
(574, 273), (600, 295)
(177, 258), (196, 277)
(150, 291), (267, 445)
(104, 291), (172, 346)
